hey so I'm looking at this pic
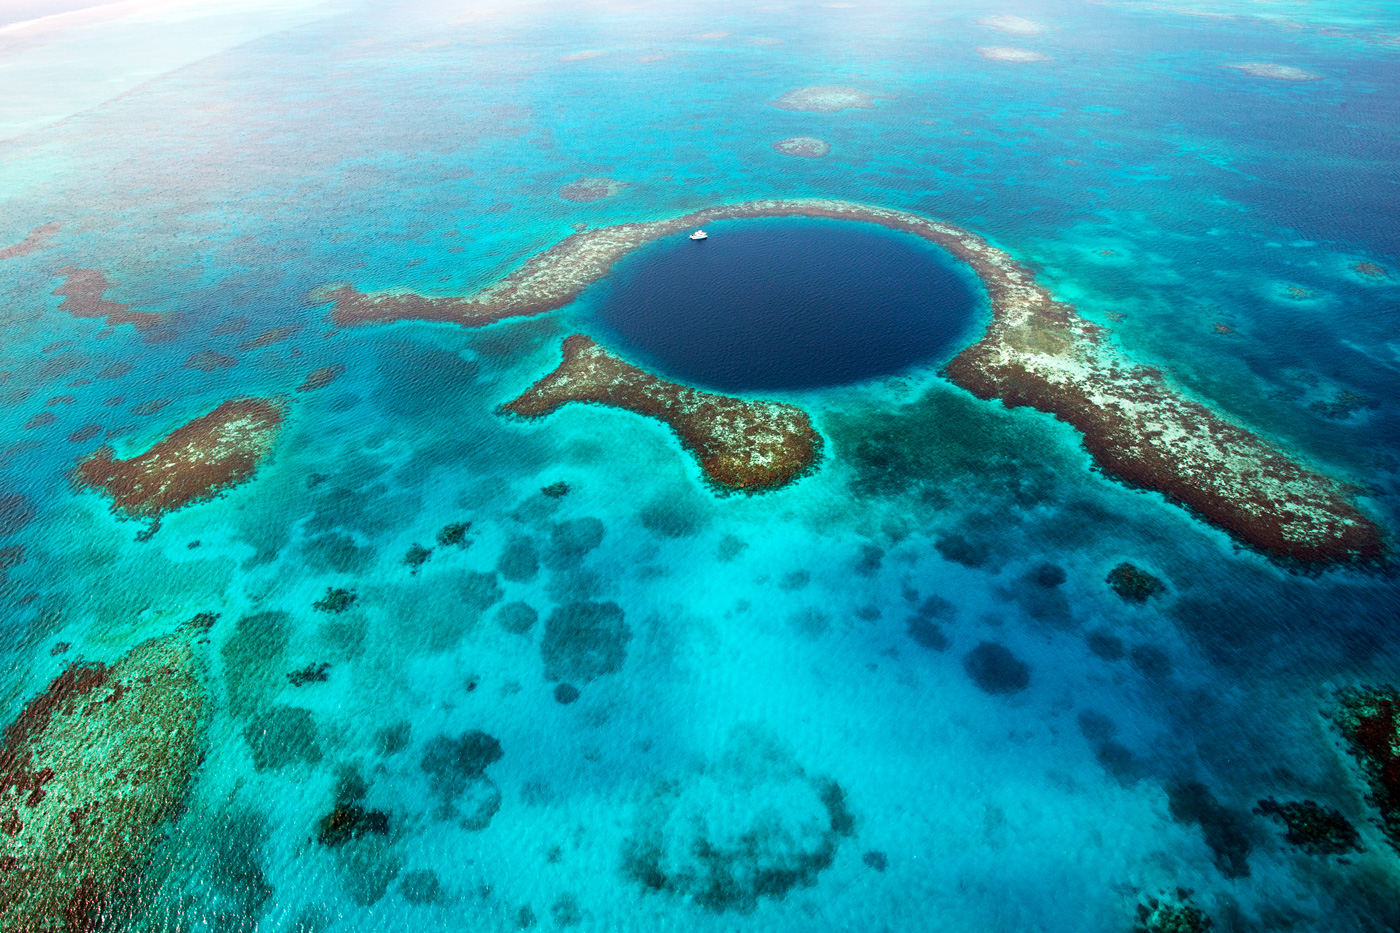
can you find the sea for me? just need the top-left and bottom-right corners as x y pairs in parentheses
(1, 0), (1398, 930)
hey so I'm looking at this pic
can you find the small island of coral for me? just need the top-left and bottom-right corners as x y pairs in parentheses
(773, 136), (831, 158)
(73, 396), (287, 532)
(502, 335), (822, 493)
(770, 86), (876, 113)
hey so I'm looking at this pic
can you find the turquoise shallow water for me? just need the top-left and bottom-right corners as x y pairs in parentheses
(1, 1), (1399, 930)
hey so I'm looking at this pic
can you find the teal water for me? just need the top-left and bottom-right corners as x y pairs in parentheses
(1, 1), (1398, 930)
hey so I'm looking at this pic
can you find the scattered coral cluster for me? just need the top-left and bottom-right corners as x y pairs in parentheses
(1331, 688), (1400, 851)
(504, 335), (823, 492)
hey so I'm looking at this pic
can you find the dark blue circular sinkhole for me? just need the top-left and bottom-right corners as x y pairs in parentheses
(591, 217), (982, 392)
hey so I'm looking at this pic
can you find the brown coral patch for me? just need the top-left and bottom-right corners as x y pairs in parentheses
(0, 222), (61, 261)
(52, 268), (163, 333)
(72, 396), (286, 526)
(558, 177), (631, 203)
(1332, 688), (1400, 851)
(503, 335), (821, 493)
(24, 412), (56, 430)
(297, 364), (346, 393)
(312, 198), (1382, 565)
(1353, 261), (1388, 279)
(0, 626), (207, 933)
(67, 425), (102, 443)
(183, 349), (237, 372)
(237, 324), (302, 351)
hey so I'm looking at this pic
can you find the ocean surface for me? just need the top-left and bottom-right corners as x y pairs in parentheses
(1, 0), (1398, 930)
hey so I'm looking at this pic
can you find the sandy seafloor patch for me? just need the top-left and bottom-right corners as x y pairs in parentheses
(1, 0), (1399, 930)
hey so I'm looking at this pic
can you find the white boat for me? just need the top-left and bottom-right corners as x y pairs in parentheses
(689, 229), (708, 240)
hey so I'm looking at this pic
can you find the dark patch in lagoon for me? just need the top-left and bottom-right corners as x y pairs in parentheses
(1166, 780), (1254, 878)
(540, 601), (630, 683)
(595, 218), (979, 392)
(963, 641), (1030, 694)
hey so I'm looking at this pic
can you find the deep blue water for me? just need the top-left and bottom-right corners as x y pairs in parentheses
(594, 218), (981, 391)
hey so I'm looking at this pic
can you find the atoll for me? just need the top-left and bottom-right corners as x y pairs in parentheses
(772, 136), (831, 158)
(313, 198), (1382, 564)
(0, 622), (207, 932)
(1225, 62), (1322, 81)
(0, 221), (61, 260)
(1254, 798), (1361, 856)
(1331, 687), (1400, 851)
(558, 177), (631, 203)
(977, 46), (1051, 62)
(1107, 562), (1165, 602)
(73, 396), (286, 533)
(504, 335), (822, 493)
(770, 85), (876, 112)
(53, 267), (163, 333)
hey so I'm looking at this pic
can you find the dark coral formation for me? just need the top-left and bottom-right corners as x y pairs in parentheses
(962, 641), (1030, 695)
(1254, 798), (1361, 856)
(540, 601), (630, 684)
(1353, 261), (1388, 279)
(772, 136), (831, 158)
(1332, 687), (1400, 851)
(317, 804), (389, 846)
(287, 662), (331, 687)
(541, 481), (570, 498)
(436, 521), (472, 547)
(314, 587), (357, 613)
(0, 221), (61, 260)
(72, 396), (286, 532)
(297, 364), (346, 393)
(313, 198), (1382, 565)
(403, 543), (432, 574)
(1136, 892), (1213, 933)
(1107, 562), (1164, 603)
(53, 267), (163, 332)
(0, 622), (207, 932)
(504, 335), (823, 493)
(623, 729), (854, 912)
